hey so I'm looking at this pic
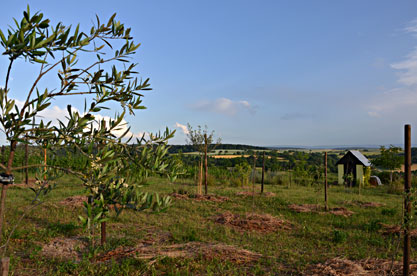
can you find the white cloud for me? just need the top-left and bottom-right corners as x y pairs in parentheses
(367, 87), (417, 117)
(367, 18), (417, 117)
(405, 19), (417, 36)
(191, 97), (255, 116)
(391, 47), (417, 86)
(175, 122), (189, 135)
(36, 104), (144, 139)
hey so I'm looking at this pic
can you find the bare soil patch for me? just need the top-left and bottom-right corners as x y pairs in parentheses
(59, 195), (87, 207)
(96, 242), (261, 264)
(289, 204), (354, 217)
(212, 211), (291, 233)
(236, 191), (276, 197)
(341, 200), (385, 208)
(170, 193), (229, 202)
(42, 237), (88, 261)
(304, 257), (417, 275)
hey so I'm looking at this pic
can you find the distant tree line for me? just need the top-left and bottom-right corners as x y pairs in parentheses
(167, 144), (268, 154)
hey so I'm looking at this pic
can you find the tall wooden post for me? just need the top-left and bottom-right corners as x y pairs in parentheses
(204, 134), (208, 195)
(404, 124), (411, 276)
(252, 153), (257, 209)
(261, 152), (265, 194)
(324, 152), (328, 211)
(25, 142), (28, 185)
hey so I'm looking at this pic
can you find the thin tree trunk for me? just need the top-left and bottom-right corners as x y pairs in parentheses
(43, 147), (47, 181)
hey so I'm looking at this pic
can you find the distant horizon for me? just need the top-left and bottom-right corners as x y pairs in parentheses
(167, 142), (414, 150)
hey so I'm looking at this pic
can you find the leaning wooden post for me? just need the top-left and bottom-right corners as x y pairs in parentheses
(261, 152), (265, 194)
(324, 152), (328, 211)
(404, 124), (411, 276)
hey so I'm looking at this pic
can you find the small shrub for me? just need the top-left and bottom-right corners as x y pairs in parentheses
(229, 177), (242, 187)
(381, 208), (396, 216)
(332, 230), (347, 243)
(363, 219), (382, 232)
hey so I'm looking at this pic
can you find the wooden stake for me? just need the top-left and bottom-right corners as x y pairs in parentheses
(204, 134), (208, 195)
(324, 152), (328, 211)
(261, 152), (265, 194)
(252, 153), (257, 210)
(404, 124), (411, 276)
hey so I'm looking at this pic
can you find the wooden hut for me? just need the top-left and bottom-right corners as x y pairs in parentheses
(336, 150), (371, 186)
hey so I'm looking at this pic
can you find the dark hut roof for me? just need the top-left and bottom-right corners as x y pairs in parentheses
(336, 150), (371, 167)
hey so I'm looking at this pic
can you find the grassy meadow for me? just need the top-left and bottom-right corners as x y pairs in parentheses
(2, 173), (412, 275)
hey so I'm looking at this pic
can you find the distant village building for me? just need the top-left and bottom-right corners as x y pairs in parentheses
(336, 150), (371, 186)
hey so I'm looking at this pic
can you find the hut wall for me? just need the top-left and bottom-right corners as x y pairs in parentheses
(356, 164), (364, 186)
(338, 164), (344, 185)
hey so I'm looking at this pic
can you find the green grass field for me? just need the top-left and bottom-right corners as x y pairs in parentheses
(2, 175), (412, 275)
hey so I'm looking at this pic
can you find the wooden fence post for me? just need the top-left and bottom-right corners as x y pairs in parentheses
(204, 134), (208, 195)
(324, 152), (328, 211)
(252, 153), (257, 210)
(261, 152), (265, 194)
(404, 124), (411, 276)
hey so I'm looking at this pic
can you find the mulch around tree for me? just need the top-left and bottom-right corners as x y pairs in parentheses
(340, 200), (385, 208)
(170, 193), (230, 202)
(379, 223), (417, 237)
(236, 191), (276, 197)
(95, 242), (262, 264)
(59, 195), (87, 207)
(41, 237), (88, 261)
(288, 204), (354, 217)
(212, 211), (292, 233)
(303, 257), (417, 276)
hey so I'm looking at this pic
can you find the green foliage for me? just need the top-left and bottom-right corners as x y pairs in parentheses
(372, 145), (402, 185)
(233, 162), (252, 186)
(0, 6), (183, 252)
(331, 230), (347, 243)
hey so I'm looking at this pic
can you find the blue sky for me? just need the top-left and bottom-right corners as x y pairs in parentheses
(1, 1), (417, 146)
